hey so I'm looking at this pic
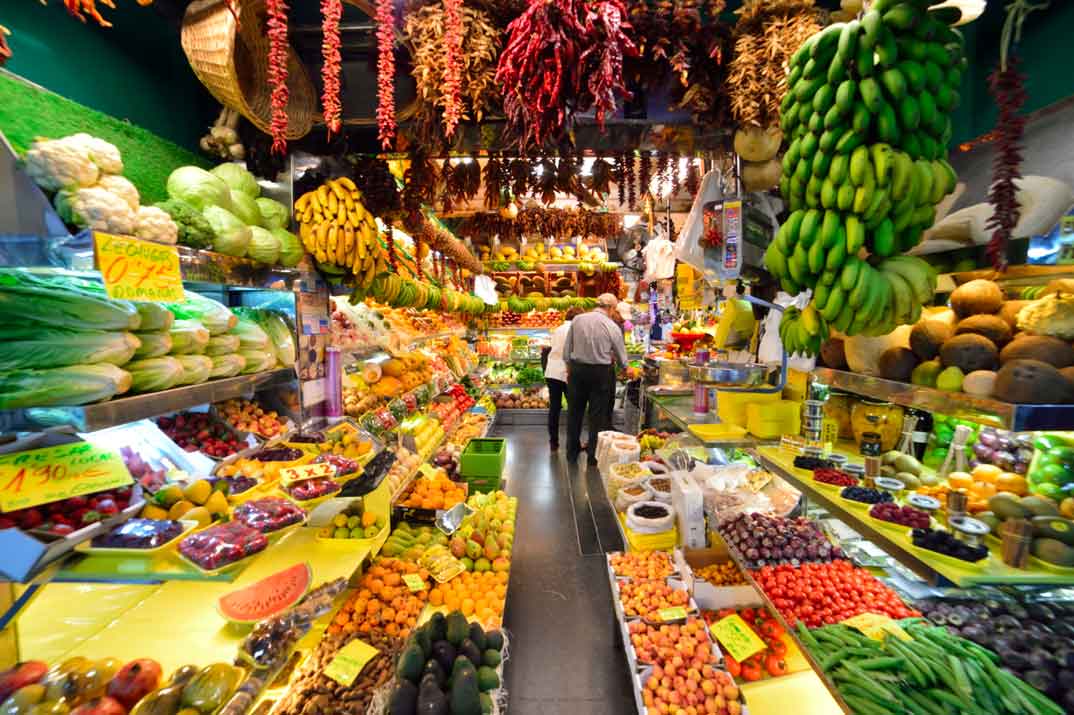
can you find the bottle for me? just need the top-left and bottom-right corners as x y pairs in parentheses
(908, 409), (932, 460)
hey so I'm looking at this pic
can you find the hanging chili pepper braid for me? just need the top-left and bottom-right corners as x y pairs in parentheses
(625, 152), (637, 210)
(669, 152), (681, 196)
(266, 0), (290, 154)
(638, 149), (651, 202)
(375, 0), (396, 150)
(985, 58), (1026, 270)
(441, 0), (465, 138)
(320, 0), (343, 137)
(685, 157), (700, 196)
(616, 152), (627, 208)
(579, 0), (637, 130)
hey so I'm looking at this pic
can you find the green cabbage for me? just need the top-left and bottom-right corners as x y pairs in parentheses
(167, 166), (232, 211)
(0, 269), (140, 331)
(0, 363), (132, 407)
(209, 353), (246, 379)
(155, 199), (216, 249)
(0, 327), (139, 370)
(211, 163), (260, 198)
(169, 319), (210, 354)
(131, 301), (175, 331)
(165, 293), (236, 335)
(247, 226), (281, 265)
(133, 331), (173, 359)
(203, 206), (252, 256)
(236, 309), (295, 367)
(175, 354), (212, 385)
(229, 189), (262, 226)
(273, 228), (304, 267)
(229, 315), (270, 352)
(205, 334), (241, 356)
(239, 349), (277, 373)
(256, 198), (289, 230)
(127, 357), (183, 393)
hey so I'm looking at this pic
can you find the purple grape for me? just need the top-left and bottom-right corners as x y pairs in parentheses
(993, 450), (1016, 470)
(973, 442), (994, 460)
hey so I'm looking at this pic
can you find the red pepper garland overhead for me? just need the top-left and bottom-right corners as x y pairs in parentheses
(320, 0), (343, 137)
(266, 0), (290, 154)
(579, 0), (637, 130)
(441, 0), (465, 138)
(375, 0), (397, 150)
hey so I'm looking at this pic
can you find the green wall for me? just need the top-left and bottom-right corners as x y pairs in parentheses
(3, 1), (215, 152)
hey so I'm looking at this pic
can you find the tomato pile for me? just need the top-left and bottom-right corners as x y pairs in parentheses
(701, 607), (791, 683)
(751, 561), (918, 627)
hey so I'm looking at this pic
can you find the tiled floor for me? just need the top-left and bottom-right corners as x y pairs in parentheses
(494, 424), (636, 715)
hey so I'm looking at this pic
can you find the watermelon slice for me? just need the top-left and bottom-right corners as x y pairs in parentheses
(217, 562), (312, 623)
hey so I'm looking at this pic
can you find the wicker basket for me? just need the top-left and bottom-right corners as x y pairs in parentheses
(181, 0), (316, 140)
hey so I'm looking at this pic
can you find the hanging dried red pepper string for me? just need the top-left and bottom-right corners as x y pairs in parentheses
(441, 0), (464, 138)
(375, 0), (396, 150)
(320, 0), (343, 137)
(415, 235), (425, 281)
(580, 0), (637, 130)
(266, 0), (290, 154)
(386, 226), (398, 272)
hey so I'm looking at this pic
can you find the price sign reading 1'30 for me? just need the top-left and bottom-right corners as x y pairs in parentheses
(94, 232), (185, 303)
(0, 441), (133, 512)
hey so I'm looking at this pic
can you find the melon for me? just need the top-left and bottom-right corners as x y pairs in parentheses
(362, 362), (382, 384)
(217, 562), (311, 623)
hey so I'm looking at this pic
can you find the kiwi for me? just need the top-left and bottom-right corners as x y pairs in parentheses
(955, 315), (1012, 346)
(939, 334), (999, 373)
(950, 279), (1004, 318)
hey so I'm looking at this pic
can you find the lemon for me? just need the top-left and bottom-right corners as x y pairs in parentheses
(204, 490), (229, 516)
(183, 479), (212, 506)
(168, 500), (194, 519)
(184, 506), (212, 528)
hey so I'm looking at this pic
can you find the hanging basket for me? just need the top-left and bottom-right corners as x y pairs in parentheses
(181, 0), (316, 140)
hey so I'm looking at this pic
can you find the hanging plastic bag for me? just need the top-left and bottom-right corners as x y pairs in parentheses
(675, 169), (723, 273)
(642, 233), (676, 282)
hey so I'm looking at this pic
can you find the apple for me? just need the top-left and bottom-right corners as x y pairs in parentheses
(106, 660), (161, 710)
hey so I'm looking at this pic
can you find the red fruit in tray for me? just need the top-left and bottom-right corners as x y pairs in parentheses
(106, 659), (162, 709)
(0, 661), (48, 701)
(70, 696), (126, 715)
(765, 653), (788, 677)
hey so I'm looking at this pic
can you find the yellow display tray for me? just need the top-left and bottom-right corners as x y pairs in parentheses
(76, 520), (198, 558)
(688, 423), (748, 441)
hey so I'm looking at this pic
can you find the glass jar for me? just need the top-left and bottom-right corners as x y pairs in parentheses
(824, 391), (856, 440)
(851, 399), (904, 452)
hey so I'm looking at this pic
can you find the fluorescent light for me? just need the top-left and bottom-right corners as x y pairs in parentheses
(623, 214), (642, 229)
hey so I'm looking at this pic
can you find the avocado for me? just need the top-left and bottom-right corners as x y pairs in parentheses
(428, 612), (447, 642)
(397, 643), (426, 684)
(989, 493), (1030, 520)
(388, 681), (418, 715)
(482, 649), (502, 668)
(1032, 516), (1074, 546)
(416, 676), (448, 715)
(422, 659), (447, 689)
(1022, 496), (1061, 517)
(414, 623), (433, 659)
(431, 641), (456, 675)
(460, 638), (483, 668)
(479, 693), (493, 715)
(449, 667), (482, 715)
(895, 472), (921, 489)
(446, 611), (469, 646)
(485, 630), (504, 652)
(476, 666), (500, 692)
(468, 623), (487, 652)
(1032, 538), (1074, 567)
(451, 655), (475, 684)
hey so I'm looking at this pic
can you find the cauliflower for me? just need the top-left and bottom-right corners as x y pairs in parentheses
(134, 206), (178, 245)
(1017, 293), (1074, 340)
(54, 187), (136, 235)
(62, 133), (124, 175)
(96, 175), (140, 211)
(23, 138), (99, 192)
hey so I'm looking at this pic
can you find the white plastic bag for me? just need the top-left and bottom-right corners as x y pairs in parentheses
(758, 291), (816, 372)
(642, 235), (676, 282)
(626, 501), (676, 534)
(675, 169), (723, 272)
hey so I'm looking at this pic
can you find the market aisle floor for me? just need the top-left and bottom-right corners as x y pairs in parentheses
(492, 424), (636, 715)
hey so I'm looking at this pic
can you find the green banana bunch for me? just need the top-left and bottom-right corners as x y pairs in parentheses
(779, 305), (829, 357)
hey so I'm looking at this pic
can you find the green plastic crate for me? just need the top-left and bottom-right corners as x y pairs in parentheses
(464, 474), (503, 494)
(460, 438), (506, 479)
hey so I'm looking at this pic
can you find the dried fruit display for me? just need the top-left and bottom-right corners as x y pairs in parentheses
(402, 2), (501, 147)
(727, 0), (821, 130)
(320, 0), (343, 136)
(266, 0), (291, 154)
(376, 0), (397, 149)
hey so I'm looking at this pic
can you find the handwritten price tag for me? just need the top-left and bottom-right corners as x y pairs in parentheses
(418, 464), (439, 479)
(0, 442), (133, 513)
(841, 613), (911, 642)
(280, 462), (336, 486)
(402, 574), (426, 592)
(94, 232), (184, 303)
(658, 607), (688, 622)
(709, 615), (766, 662)
(323, 639), (379, 687)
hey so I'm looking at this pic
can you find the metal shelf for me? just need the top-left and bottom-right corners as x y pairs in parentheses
(0, 368), (296, 432)
(812, 367), (1074, 431)
(485, 325), (557, 333)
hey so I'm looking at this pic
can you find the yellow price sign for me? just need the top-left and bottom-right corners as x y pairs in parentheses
(94, 232), (184, 303)
(418, 464), (438, 479)
(279, 462), (336, 486)
(841, 613), (911, 642)
(0, 441), (133, 513)
(657, 606), (688, 622)
(323, 639), (379, 687)
(402, 573), (426, 592)
(710, 615), (766, 662)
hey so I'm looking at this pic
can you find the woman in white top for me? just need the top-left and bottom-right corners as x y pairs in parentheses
(543, 307), (584, 451)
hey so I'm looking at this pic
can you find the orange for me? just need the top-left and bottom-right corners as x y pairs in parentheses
(429, 588), (443, 606)
(461, 598), (475, 616)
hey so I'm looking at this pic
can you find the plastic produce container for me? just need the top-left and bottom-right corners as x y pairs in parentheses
(459, 438), (507, 479)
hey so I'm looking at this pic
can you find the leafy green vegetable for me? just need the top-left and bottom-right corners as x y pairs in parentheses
(233, 308), (295, 367)
(0, 269), (140, 331)
(165, 293), (236, 336)
(516, 366), (545, 386)
(0, 363), (132, 408)
(154, 199), (216, 249)
(174, 355), (212, 385)
(228, 314), (271, 352)
(209, 353), (246, 379)
(167, 166), (232, 211)
(0, 327), (139, 370)
(169, 319), (210, 354)
(211, 163), (260, 198)
(247, 226), (281, 265)
(205, 334), (240, 356)
(272, 228), (303, 267)
(203, 206), (252, 256)
(239, 349), (276, 373)
(126, 357), (183, 393)
(132, 331), (172, 359)
(256, 198), (289, 230)
(229, 189), (262, 226)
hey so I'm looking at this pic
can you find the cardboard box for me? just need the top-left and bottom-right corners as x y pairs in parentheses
(678, 543), (762, 611)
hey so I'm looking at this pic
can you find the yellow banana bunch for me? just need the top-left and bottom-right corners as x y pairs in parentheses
(294, 177), (389, 286)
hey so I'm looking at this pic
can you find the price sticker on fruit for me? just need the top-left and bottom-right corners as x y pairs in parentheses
(94, 232), (184, 303)
(280, 462), (336, 486)
(323, 638), (379, 687)
(402, 573), (425, 592)
(710, 614), (767, 662)
(841, 612), (911, 642)
(658, 606), (688, 622)
(0, 441), (132, 512)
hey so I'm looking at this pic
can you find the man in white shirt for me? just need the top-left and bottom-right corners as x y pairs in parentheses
(564, 293), (628, 465)
(543, 307), (584, 452)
